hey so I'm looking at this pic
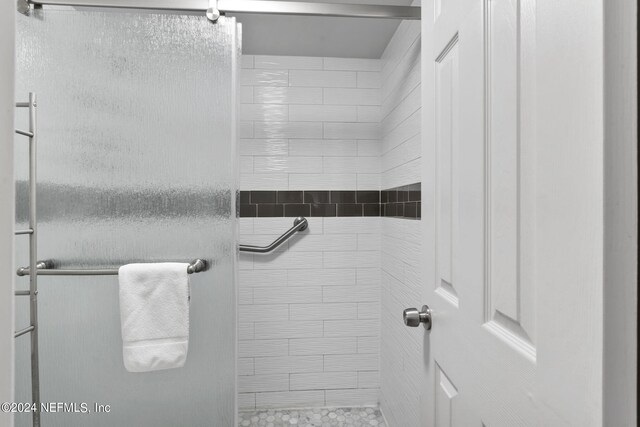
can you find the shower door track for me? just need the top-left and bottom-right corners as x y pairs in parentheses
(21, 0), (421, 21)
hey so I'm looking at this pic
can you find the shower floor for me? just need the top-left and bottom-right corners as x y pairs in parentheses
(238, 407), (386, 427)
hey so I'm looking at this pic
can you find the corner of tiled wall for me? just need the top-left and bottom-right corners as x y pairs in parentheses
(379, 14), (423, 427)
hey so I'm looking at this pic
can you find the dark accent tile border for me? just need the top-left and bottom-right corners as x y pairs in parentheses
(250, 191), (276, 204)
(284, 203), (311, 217)
(257, 203), (283, 217)
(240, 183), (421, 219)
(381, 183), (421, 220)
(337, 203), (363, 217)
(363, 203), (381, 217)
(310, 203), (336, 217)
(277, 191), (303, 204)
(330, 191), (356, 204)
(357, 191), (380, 204)
(304, 191), (329, 204)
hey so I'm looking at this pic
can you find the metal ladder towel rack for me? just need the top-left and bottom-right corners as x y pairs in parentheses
(12, 94), (207, 427)
(10, 93), (297, 427)
(13, 92), (41, 427)
(239, 216), (308, 253)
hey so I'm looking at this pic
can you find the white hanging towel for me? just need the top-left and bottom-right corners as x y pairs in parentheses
(118, 263), (190, 373)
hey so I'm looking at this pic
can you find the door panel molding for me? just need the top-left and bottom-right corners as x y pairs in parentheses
(435, 33), (460, 307)
(434, 362), (459, 427)
(483, 0), (537, 356)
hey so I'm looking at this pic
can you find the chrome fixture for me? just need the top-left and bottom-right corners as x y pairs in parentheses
(239, 217), (308, 253)
(15, 260), (52, 277)
(16, 259), (208, 276)
(23, 0), (421, 21)
(17, 0), (30, 15)
(206, 7), (221, 22)
(403, 305), (432, 330)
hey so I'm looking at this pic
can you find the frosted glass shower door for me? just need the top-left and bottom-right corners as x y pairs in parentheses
(15, 10), (238, 427)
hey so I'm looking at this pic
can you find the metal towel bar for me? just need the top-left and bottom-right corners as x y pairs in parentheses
(16, 259), (207, 276)
(239, 216), (308, 253)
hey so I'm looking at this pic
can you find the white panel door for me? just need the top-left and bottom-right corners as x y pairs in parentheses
(420, 0), (604, 425)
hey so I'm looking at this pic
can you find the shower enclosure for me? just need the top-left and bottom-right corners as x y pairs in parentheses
(14, 9), (239, 426)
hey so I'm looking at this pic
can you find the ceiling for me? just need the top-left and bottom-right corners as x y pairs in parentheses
(228, 0), (413, 58)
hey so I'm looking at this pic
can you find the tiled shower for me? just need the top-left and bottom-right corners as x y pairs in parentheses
(6, 1), (628, 426)
(9, 2), (422, 426)
(237, 17), (422, 427)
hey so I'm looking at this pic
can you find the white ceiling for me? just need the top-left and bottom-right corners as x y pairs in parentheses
(228, 0), (413, 58)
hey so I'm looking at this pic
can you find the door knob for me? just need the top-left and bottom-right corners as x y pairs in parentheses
(403, 305), (432, 330)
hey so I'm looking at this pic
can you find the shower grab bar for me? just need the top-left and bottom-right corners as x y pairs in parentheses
(16, 258), (207, 276)
(239, 216), (308, 254)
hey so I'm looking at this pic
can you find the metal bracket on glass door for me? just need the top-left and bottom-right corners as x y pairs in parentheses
(17, 0), (31, 15)
(206, 0), (220, 22)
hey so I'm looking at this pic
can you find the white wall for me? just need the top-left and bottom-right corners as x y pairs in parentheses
(238, 48), (424, 417)
(238, 217), (382, 409)
(238, 55), (383, 410)
(378, 19), (423, 427)
(0, 3), (15, 427)
(380, 21), (422, 190)
(240, 55), (381, 191)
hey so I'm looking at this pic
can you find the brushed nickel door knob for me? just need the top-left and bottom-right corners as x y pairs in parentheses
(403, 305), (432, 330)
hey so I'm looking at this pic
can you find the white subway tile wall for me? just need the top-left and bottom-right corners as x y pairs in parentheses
(238, 46), (421, 418)
(379, 18), (423, 427)
(239, 56), (383, 410)
(238, 217), (381, 409)
(240, 55), (382, 191)
(381, 23), (421, 190)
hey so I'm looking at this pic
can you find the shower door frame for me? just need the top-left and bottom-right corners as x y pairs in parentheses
(0, 4), (16, 426)
(14, 9), (240, 427)
(20, 0), (421, 20)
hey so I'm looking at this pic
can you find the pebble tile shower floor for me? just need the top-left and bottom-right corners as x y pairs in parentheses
(238, 407), (386, 427)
